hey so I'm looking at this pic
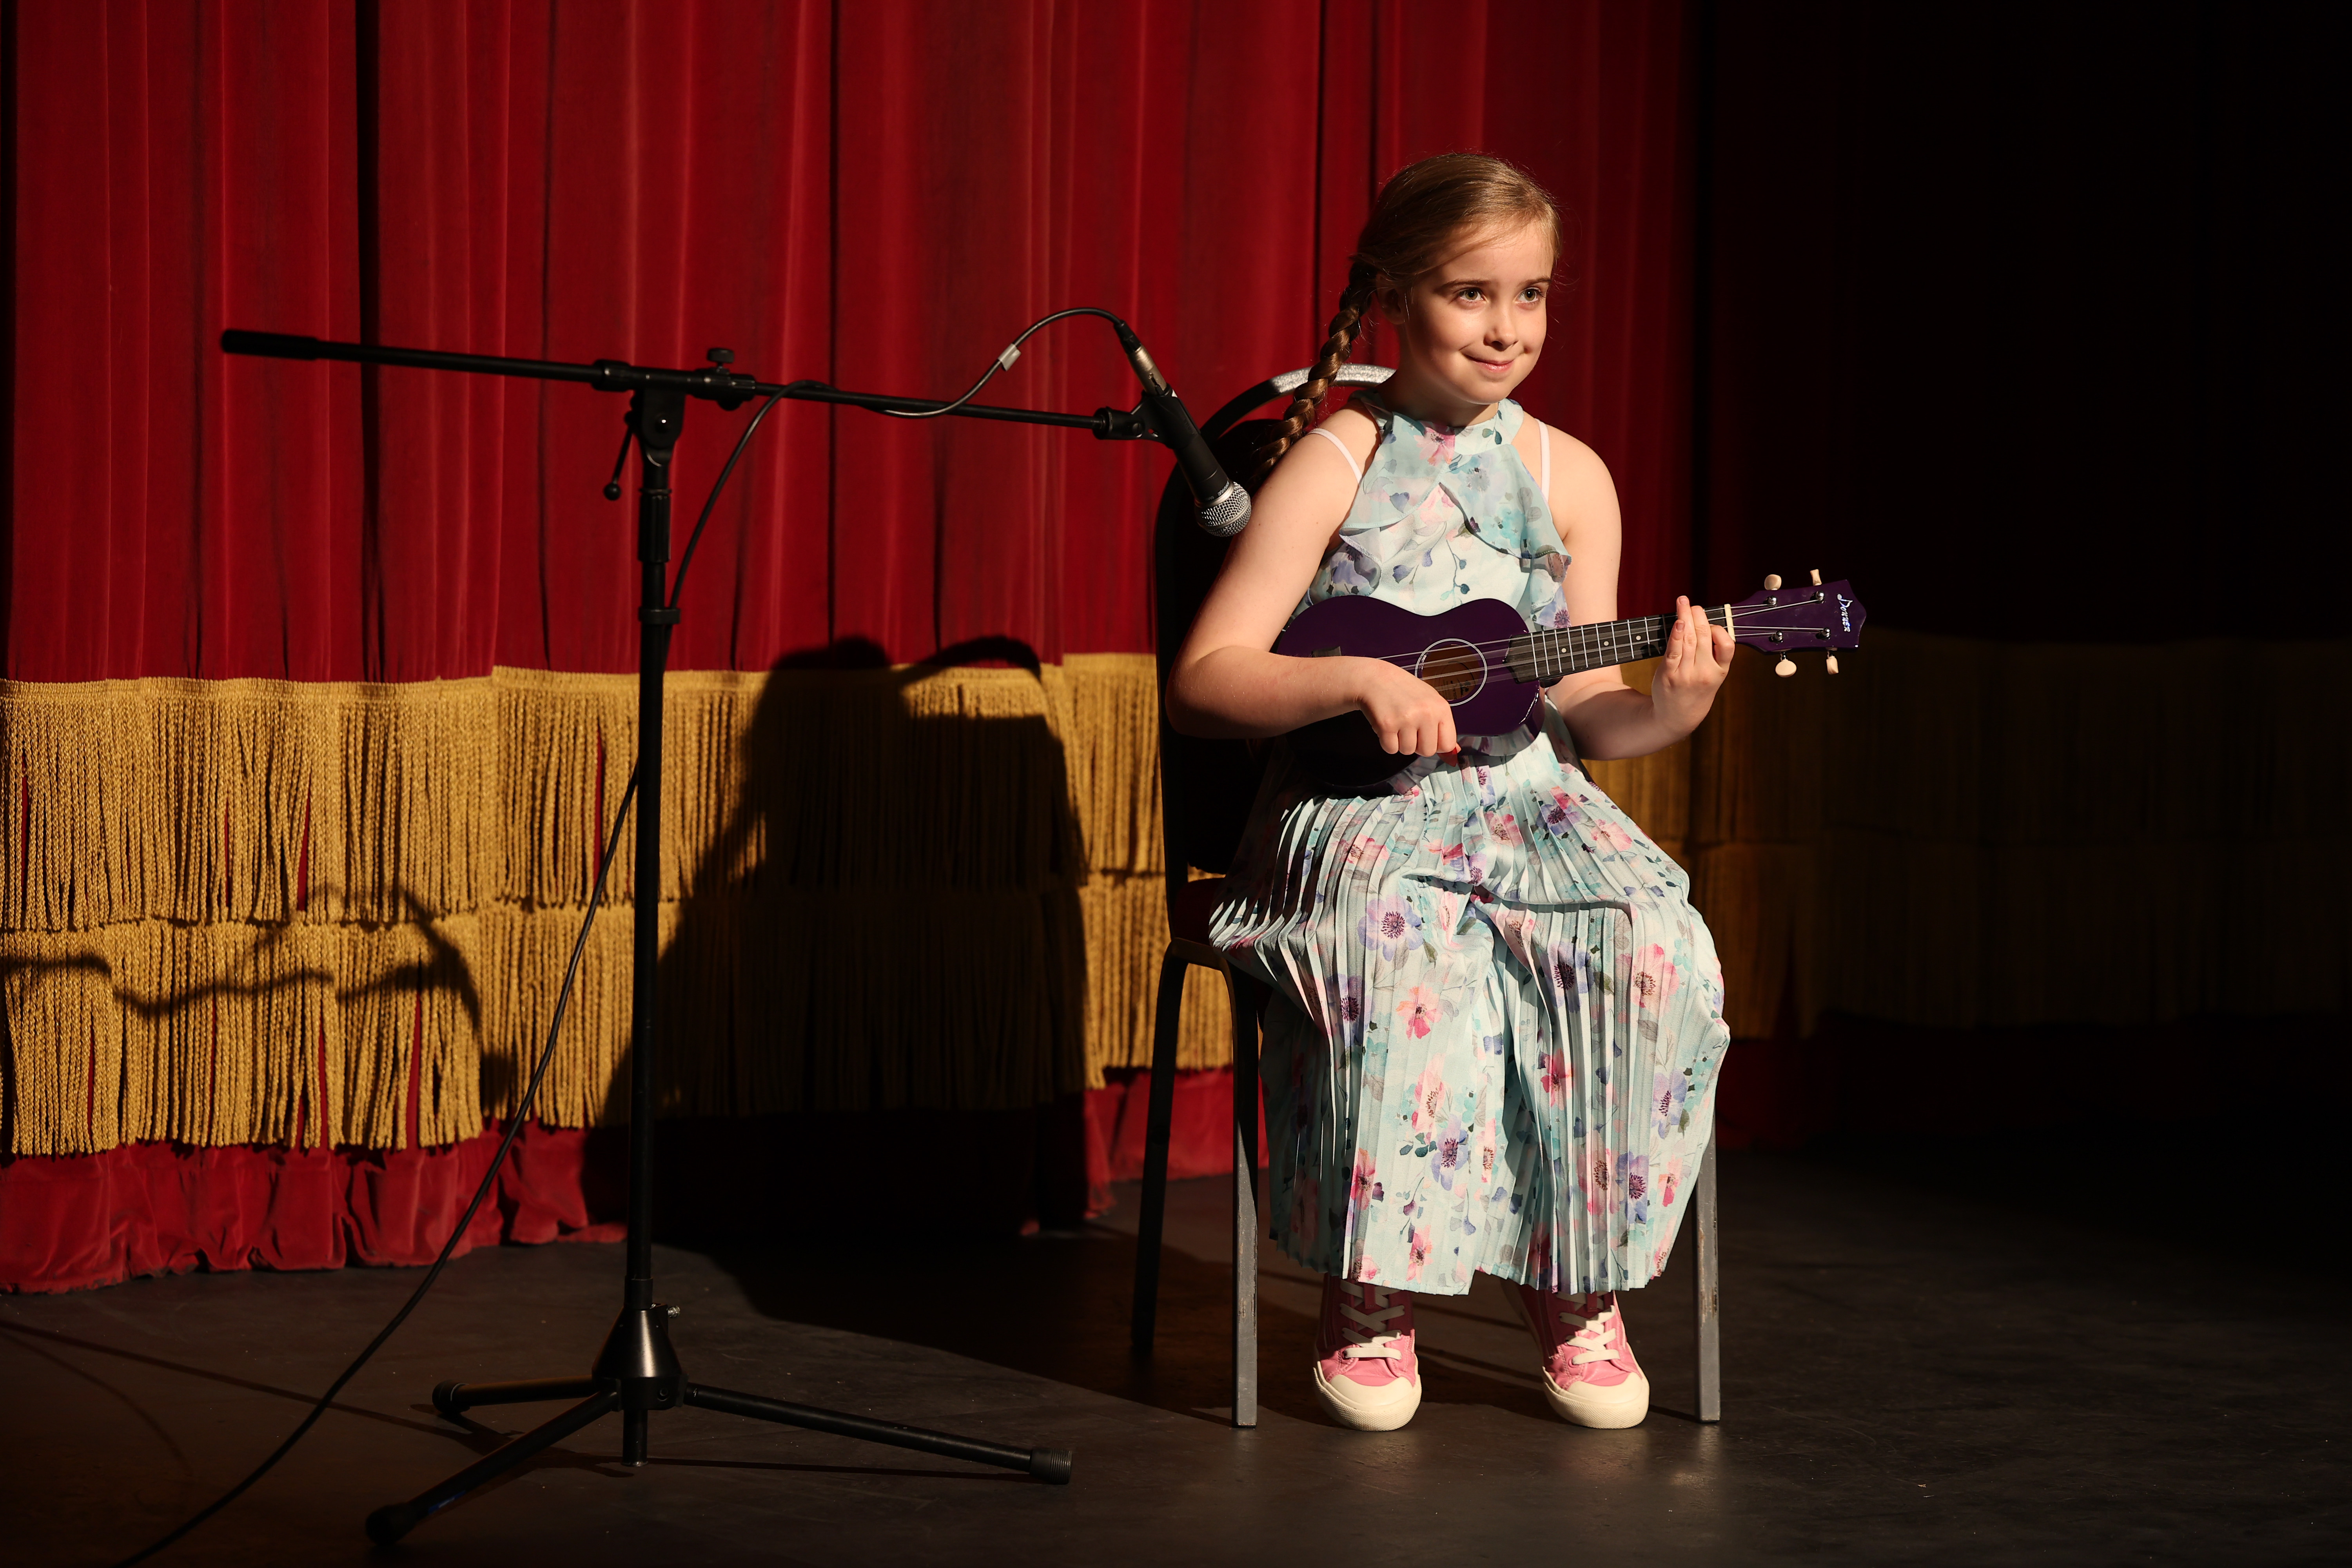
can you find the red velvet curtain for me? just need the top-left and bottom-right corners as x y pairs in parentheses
(4, 0), (1696, 683)
(0, 2), (1697, 1290)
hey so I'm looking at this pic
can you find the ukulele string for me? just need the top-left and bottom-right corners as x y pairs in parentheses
(1384, 628), (1674, 682)
(1368, 616), (1680, 670)
(1368, 606), (1751, 667)
(1366, 602), (1840, 683)
(1371, 612), (1717, 680)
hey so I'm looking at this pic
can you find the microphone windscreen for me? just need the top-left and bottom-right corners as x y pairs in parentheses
(1196, 481), (1252, 538)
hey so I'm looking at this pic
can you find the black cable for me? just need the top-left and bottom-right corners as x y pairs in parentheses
(671, 305), (1119, 608)
(877, 305), (1127, 421)
(668, 392), (783, 612)
(109, 372), (787, 1563)
(109, 767), (640, 1568)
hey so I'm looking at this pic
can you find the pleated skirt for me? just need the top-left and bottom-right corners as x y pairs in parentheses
(1211, 719), (1730, 1297)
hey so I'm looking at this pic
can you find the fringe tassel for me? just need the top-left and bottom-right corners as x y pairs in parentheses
(1078, 872), (1240, 1082)
(1063, 653), (1162, 876)
(0, 920), (345, 1152)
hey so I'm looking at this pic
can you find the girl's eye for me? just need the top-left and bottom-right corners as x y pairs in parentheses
(1456, 289), (1484, 304)
(1519, 286), (1545, 303)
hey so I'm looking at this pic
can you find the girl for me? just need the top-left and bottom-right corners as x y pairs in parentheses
(1168, 153), (1735, 1432)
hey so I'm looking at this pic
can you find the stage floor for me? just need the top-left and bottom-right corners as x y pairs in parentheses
(3, 1147), (2341, 1566)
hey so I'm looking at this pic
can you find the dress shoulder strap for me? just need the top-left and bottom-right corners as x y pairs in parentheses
(1306, 426), (1363, 483)
(1530, 414), (1551, 497)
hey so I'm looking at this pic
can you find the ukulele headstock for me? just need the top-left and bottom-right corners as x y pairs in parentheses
(1723, 572), (1866, 673)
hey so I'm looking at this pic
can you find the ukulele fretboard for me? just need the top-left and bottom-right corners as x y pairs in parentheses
(1511, 608), (1731, 683)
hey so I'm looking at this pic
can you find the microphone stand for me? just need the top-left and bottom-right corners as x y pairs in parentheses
(220, 329), (1160, 1542)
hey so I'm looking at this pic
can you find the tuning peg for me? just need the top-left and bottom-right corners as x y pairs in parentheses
(1808, 569), (1822, 586)
(1762, 573), (1782, 591)
(1775, 657), (1797, 677)
(1826, 655), (1840, 674)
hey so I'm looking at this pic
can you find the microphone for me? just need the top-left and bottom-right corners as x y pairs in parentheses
(1116, 323), (1251, 537)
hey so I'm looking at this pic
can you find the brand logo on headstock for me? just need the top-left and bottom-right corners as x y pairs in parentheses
(1838, 594), (1852, 633)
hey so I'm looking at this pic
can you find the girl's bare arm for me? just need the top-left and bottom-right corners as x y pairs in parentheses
(1166, 410), (1465, 757)
(1525, 424), (1735, 760)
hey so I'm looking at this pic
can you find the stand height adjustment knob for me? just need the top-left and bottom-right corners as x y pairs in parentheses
(707, 347), (734, 366)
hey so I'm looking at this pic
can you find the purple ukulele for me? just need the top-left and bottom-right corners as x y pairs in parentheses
(1273, 572), (1867, 790)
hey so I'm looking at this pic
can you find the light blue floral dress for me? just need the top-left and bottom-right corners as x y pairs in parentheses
(1211, 397), (1730, 1297)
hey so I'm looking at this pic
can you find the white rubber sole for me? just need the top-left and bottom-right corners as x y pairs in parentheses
(1541, 1366), (1650, 1428)
(1312, 1363), (1423, 1431)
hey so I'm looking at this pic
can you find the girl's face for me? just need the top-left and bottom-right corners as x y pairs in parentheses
(1377, 220), (1553, 423)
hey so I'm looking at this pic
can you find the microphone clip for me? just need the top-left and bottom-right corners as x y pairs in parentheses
(1091, 403), (1162, 443)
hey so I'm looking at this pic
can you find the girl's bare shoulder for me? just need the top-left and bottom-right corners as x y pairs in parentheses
(1521, 419), (1619, 542)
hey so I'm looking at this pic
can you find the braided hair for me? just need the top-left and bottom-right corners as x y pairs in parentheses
(1255, 152), (1562, 481)
(1254, 263), (1379, 482)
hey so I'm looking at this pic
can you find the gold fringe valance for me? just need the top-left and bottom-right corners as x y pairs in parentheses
(1, 663), (1111, 1155)
(7, 635), (2341, 1156)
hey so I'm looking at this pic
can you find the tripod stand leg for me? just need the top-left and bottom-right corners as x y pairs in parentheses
(366, 1389), (619, 1544)
(434, 1376), (600, 1416)
(685, 1384), (1073, 1483)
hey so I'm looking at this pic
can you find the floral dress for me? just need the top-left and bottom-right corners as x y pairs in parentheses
(1210, 397), (1730, 1297)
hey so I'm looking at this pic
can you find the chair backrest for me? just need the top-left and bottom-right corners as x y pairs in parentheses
(1153, 363), (1394, 884)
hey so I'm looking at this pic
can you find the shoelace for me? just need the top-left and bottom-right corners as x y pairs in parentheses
(1553, 1294), (1622, 1367)
(1335, 1285), (1410, 1364)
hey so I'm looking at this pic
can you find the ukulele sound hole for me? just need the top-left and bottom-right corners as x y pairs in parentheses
(1413, 638), (1488, 704)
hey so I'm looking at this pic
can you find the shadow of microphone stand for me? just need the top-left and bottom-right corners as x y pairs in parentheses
(218, 313), (1236, 1545)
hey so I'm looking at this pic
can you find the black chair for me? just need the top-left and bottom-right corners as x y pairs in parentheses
(1125, 364), (1721, 1428)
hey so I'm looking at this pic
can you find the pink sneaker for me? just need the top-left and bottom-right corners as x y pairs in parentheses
(1514, 1285), (1650, 1428)
(1311, 1276), (1421, 1431)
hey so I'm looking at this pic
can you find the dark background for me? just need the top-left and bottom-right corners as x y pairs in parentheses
(1696, 1), (2346, 638)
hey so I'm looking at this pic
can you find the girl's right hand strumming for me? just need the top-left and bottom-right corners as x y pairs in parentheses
(1354, 657), (1459, 757)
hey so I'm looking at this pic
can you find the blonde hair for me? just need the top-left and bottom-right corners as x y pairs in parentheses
(1256, 153), (1562, 479)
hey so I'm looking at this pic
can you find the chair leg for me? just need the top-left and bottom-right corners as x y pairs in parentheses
(1130, 949), (1189, 1354)
(1691, 1129), (1722, 1422)
(1228, 972), (1262, 1429)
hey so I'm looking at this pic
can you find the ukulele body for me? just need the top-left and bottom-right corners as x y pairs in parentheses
(1272, 594), (1542, 792)
(1267, 576), (1866, 793)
